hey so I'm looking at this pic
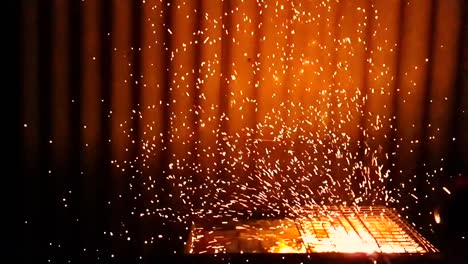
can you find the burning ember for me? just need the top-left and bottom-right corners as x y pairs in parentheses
(186, 206), (438, 254)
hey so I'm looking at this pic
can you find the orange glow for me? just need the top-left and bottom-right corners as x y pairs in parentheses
(300, 226), (380, 253)
(434, 208), (441, 224)
(273, 242), (306, 253)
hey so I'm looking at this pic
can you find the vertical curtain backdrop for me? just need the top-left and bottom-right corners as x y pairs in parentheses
(21, 0), (466, 261)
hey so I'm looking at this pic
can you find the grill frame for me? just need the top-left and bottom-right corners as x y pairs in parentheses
(185, 206), (439, 255)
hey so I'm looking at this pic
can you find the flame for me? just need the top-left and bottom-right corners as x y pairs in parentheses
(272, 242), (306, 253)
(302, 226), (379, 253)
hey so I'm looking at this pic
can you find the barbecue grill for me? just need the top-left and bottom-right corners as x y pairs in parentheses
(186, 206), (438, 256)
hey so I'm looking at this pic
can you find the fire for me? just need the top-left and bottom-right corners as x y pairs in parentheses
(302, 226), (378, 253)
(271, 242), (306, 253)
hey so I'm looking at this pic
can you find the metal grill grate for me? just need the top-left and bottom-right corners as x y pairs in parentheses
(295, 206), (438, 253)
(185, 206), (438, 254)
